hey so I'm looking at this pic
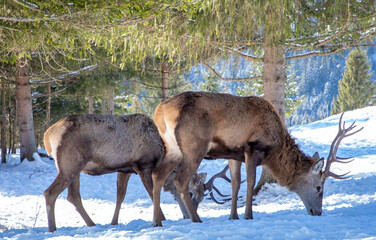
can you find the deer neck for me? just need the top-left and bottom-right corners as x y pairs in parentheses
(264, 133), (314, 188)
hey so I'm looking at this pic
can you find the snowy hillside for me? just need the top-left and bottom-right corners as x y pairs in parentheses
(0, 107), (375, 240)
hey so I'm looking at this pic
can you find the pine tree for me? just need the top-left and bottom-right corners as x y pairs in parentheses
(332, 49), (376, 114)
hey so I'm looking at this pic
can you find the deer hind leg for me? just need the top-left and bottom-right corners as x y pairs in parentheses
(172, 156), (203, 223)
(172, 121), (212, 223)
(44, 172), (75, 232)
(152, 154), (180, 227)
(111, 172), (131, 225)
(67, 174), (95, 227)
(135, 164), (166, 221)
(228, 159), (242, 220)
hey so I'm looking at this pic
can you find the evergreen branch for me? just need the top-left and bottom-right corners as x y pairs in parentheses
(285, 5), (375, 51)
(32, 86), (69, 98)
(11, 0), (44, 12)
(316, 1), (351, 47)
(127, 78), (163, 89)
(0, 16), (60, 22)
(286, 42), (376, 61)
(102, 17), (145, 29)
(286, 49), (343, 61)
(30, 65), (97, 84)
(220, 46), (263, 62)
(201, 62), (262, 82)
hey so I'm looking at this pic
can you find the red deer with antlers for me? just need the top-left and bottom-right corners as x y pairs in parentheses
(43, 114), (209, 232)
(151, 91), (362, 226)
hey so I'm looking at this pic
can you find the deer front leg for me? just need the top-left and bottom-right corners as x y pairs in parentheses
(229, 159), (241, 220)
(67, 175), (95, 227)
(244, 146), (264, 220)
(111, 172), (131, 225)
(174, 192), (190, 219)
(152, 155), (180, 227)
(136, 166), (166, 221)
(44, 173), (74, 232)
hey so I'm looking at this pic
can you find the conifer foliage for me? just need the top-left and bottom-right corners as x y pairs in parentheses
(332, 49), (376, 114)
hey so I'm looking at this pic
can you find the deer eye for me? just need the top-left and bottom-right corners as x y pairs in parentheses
(316, 186), (321, 192)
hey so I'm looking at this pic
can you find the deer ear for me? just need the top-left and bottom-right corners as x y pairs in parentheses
(312, 158), (324, 174)
(312, 152), (320, 161)
(198, 172), (207, 183)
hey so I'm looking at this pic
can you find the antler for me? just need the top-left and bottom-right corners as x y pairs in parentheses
(323, 112), (363, 180)
(204, 165), (232, 204)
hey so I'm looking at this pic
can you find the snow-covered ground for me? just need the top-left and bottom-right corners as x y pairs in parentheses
(1, 107), (375, 240)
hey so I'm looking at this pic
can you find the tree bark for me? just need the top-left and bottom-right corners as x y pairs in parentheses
(9, 96), (16, 154)
(254, 44), (287, 193)
(1, 79), (6, 163)
(45, 83), (51, 130)
(15, 58), (37, 161)
(88, 90), (94, 114)
(108, 86), (114, 115)
(8, 100), (12, 154)
(263, 45), (286, 118)
(161, 62), (168, 101)
(11, 110), (17, 154)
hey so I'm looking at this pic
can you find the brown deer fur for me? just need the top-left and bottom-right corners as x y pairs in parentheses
(43, 113), (209, 232)
(43, 114), (164, 232)
(151, 91), (325, 226)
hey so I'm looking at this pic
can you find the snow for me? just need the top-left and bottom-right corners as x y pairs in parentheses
(1, 107), (376, 240)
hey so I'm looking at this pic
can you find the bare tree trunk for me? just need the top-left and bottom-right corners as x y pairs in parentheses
(11, 110), (16, 154)
(1, 79), (6, 163)
(46, 83), (51, 130)
(8, 96), (16, 154)
(15, 58), (37, 162)
(108, 86), (114, 115)
(8, 102), (12, 154)
(263, 45), (286, 118)
(88, 90), (94, 114)
(161, 62), (168, 101)
(102, 88), (107, 114)
(254, 44), (287, 194)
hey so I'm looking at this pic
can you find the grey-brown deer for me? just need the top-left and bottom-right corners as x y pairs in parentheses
(43, 114), (207, 232)
(151, 91), (362, 226)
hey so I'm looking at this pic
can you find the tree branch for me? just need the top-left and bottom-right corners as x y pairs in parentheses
(30, 65), (98, 84)
(286, 43), (376, 61)
(11, 0), (44, 12)
(220, 46), (263, 62)
(201, 62), (262, 82)
(0, 16), (59, 22)
(315, 0), (351, 47)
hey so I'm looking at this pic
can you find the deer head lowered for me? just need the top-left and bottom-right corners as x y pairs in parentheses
(151, 91), (363, 227)
(292, 112), (363, 215)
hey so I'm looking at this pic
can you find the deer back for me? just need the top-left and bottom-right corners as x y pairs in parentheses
(154, 92), (286, 161)
(44, 114), (165, 175)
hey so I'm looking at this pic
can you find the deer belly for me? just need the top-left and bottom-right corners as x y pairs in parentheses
(82, 160), (133, 175)
(206, 141), (245, 161)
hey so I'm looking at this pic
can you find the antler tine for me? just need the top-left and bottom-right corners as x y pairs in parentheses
(204, 165), (230, 192)
(212, 185), (231, 198)
(326, 113), (345, 163)
(208, 191), (232, 204)
(324, 112), (363, 180)
(204, 164), (234, 204)
(328, 171), (351, 180)
(335, 157), (354, 164)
